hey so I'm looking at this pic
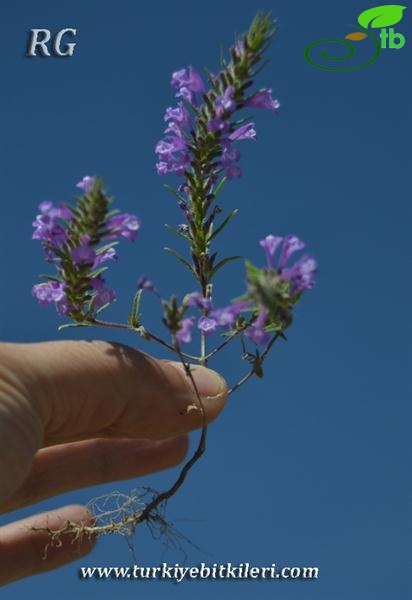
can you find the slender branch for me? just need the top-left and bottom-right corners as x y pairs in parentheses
(261, 331), (281, 360)
(228, 332), (281, 395)
(89, 318), (199, 361)
(228, 369), (255, 395)
(205, 321), (253, 360)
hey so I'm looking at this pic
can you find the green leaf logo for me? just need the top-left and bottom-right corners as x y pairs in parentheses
(358, 5), (406, 28)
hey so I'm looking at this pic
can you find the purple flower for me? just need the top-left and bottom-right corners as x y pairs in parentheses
(37, 201), (72, 221)
(59, 204), (73, 221)
(198, 316), (217, 336)
(225, 165), (242, 180)
(164, 103), (191, 135)
(76, 176), (95, 193)
(32, 281), (66, 305)
(221, 145), (240, 167)
(279, 235), (305, 268)
(260, 235), (283, 269)
(220, 144), (241, 179)
(38, 200), (54, 213)
(185, 292), (212, 311)
(207, 117), (230, 134)
(171, 66), (205, 104)
(105, 214), (141, 241)
(245, 89), (280, 111)
(137, 275), (157, 294)
(282, 255), (317, 294)
(259, 234), (317, 294)
(229, 123), (256, 142)
(90, 277), (116, 307)
(155, 122), (190, 176)
(214, 86), (236, 117)
(245, 306), (270, 345)
(211, 301), (251, 328)
(32, 281), (71, 316)
(155, 136), (187, 155)
(71, 235), (96, 267)
(156, 153), (190, 177)
(95, 287), (116, 307)
(32, 216), (67, 246)
(32, 201), (71, 247)
(163, 122), (183, 138)
(94, 247), (118, 266)
(176, 317), (194, 344)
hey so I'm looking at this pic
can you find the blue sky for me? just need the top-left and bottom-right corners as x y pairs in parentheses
(0, 0), (411, 598)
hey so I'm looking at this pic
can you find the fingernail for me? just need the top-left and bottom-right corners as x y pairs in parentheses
(168, 362), (227, 400)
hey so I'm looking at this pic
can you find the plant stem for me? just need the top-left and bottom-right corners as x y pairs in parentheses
(200, 331), (206, 367)
(89, 318), (199, 361)
(228, 332), (281, 395)
(137, 340), (208, 524)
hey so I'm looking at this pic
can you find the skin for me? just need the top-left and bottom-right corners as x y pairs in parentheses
(0, 340), (227, 585)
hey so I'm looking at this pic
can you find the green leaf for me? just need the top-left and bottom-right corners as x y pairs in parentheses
(86, 294), (97, 315)
(213, 177), (227, 198)
(58, 322), (91, 331)
(95, 302), (112, 315)
(164, 223), (190, 242)
(89, 266), (108, 279)
(220, 45), (227, 68)
(250, 59), (271, 79)
(105, 209), (120, 219)
(211, 255), (242, 278)
(128, 289), (143, 328)
(163, 184), (187, 204)
(245, 259), (262, 285)
(39, 274), (62, 282)
(95, 241), (119, 255)
(209, 209), (238, 241)
(358, 5), (406, 28)
(164, 247), (196, 276)
(45, 246), (67, 260)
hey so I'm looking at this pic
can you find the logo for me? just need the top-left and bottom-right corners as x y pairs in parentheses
(305, 4), (406, 70)
(26, 28), (77, 57)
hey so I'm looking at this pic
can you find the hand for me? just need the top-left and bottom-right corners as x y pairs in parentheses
(0, 340), (227, 585)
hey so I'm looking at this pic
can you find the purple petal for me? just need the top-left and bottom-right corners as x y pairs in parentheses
(282, 255), (317, 293)
(93, 247), (118, 266)
(32, 281), (66, 306)
(105, 214), (141, 241)
(72, 237), (96, 266)
(259, 235), (283, 269)
(245, 89), (280, 111)
(207, 118), (230, 133)
(245, 306), (270, 345)
(137, 275), (157, 293)
(164, 103), (191, 129)
(279, 235), (306, 268)
(215, 86), (236, 117)
(76, 176), (95, 193)
(185, 292), (212, 311)
(211, 301), (251, 328)
(197, 316), (217, 336)
(155, 136), (187, 155)
(225, 165), (242, 179)
(229, 123), (256, 142)
(176, 317), (194, 344)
